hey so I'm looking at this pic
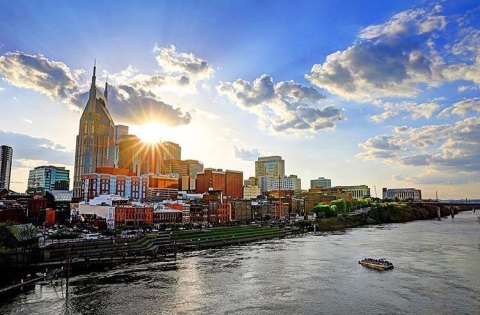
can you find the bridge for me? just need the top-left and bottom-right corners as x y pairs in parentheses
(419, 201), (480, 211)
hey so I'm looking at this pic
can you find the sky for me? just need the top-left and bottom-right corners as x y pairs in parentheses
(0, 0), (479, 199)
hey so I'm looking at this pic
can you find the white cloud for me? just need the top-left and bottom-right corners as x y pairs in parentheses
(0, 48), (209, 127)
(0, 52), (80, 100)
(306, 37), (441, 101)
(370, 101), (440, 123)
(233, 146), (261, 161)
(217, 74), (344, 134)
(438, 98), (480, 118)
(358, 7), (446, 40)
(304, 3), (480, 102)
(442, 56), (480, 84)
(154, 45), (213, 81)
(394, 171), (478, 185)
(358, 117), (480, 173)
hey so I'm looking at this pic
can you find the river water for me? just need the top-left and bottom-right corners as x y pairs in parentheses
(1, 211), (479, 315)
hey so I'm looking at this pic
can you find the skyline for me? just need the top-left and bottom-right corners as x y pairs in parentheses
(0, 0), (479, 198)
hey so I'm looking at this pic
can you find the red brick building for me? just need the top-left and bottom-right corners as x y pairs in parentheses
(115, 206), (154, 226)
(153, 209), (183, 224)
(196, 169), (243, 199)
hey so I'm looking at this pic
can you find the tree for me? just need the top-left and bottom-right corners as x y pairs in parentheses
(331, 199), (347, 213)
(357, 198), (369, 208)
(327, 205), (337, 217)
(312, 204), (330, 215)
(345, 200), (352, 212)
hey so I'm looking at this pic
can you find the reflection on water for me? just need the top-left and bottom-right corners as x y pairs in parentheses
(1, 211), (479, 315)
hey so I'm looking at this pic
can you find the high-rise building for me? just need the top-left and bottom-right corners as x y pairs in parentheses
(162, 159), (189, 177)
(118, 135), (145, 175)
(73, 64), (115, 198)
(185, 159), (204, 179)
(117, 135), (183, 176)
(310, 177), (332, 189)
(259, 176), (273, 193)
(255, 156), (285, 179)
(225, 170), (243, 199)
(271, 175), (302, 196)
(114, 125), (129, 168)
(114, 125), (129, 144)
(27, 165), (70, 192)
(196, 168), (243, 199)
(0, 145), (13, 190)
(161, 141), (181, 161)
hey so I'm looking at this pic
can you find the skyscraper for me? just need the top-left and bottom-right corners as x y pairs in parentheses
(117, 135), (184, 176)
(255, 156), (285, 179)
(0, 145), (13, 190)
(114, 125), (129, 168)
(73, 64), (116, 198)
(118, 134), (144, 175)
(161, 141), (181, 161)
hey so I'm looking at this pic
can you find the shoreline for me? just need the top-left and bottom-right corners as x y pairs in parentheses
(0, 203), (472, 296)
(314, 202), (462, 232)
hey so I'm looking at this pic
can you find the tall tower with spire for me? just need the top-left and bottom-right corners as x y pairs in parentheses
(73, 63), (115, 199)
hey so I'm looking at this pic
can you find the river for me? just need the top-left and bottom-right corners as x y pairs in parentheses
(1, 211), (479, 314)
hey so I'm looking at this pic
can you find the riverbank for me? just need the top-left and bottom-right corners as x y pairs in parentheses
(2, 211), (478, 314)
(315, 202), (459, 231)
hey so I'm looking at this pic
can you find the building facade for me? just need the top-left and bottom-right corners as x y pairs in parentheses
(80, 170), (180, 202)
(255, 156), (285, 179)
(27, 165), (70, 192)
(114, 125), (129, 168)
(271, 175), (302, 196)
(117, 135), (184, 176)
(162, 159), (188, 177)
(161, 141), (181, 161)
(196, 168), (243, 199)
(73, 65), (115, 198)
(259, 176), (273, 193)
(243, 185), (261, 199)
(382, 188), (422, 200)
(334, 185), (370, 199)
(0, 145), (13, 190)
(310, 177), (332, 189)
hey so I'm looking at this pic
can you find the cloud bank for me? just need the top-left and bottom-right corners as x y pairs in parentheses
(0, 46), (212, 126)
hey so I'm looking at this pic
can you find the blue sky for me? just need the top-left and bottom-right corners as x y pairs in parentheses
(0, 0), (479, 198)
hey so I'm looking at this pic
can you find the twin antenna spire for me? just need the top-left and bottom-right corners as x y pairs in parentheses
(91, 59), (108, 100)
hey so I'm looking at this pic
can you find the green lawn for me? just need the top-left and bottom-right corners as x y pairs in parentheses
(172, 226), (279, 241)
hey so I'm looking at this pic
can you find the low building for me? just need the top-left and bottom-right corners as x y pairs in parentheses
(302, 188), (353, 212)
(153, 209), (183, 224)
(115, 205), (154, 227)
(81, 169), (144, 201)
(81, 169), (179, 202)
(382, 188), (422, 200)
(234, 200), (252, 221)
(334, 185), (370, 199)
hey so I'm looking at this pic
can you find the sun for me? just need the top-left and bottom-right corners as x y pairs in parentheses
(131, 121), (163, 144)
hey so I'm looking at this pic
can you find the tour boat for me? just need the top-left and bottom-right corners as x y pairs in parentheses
(359, 258), (394, 271)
